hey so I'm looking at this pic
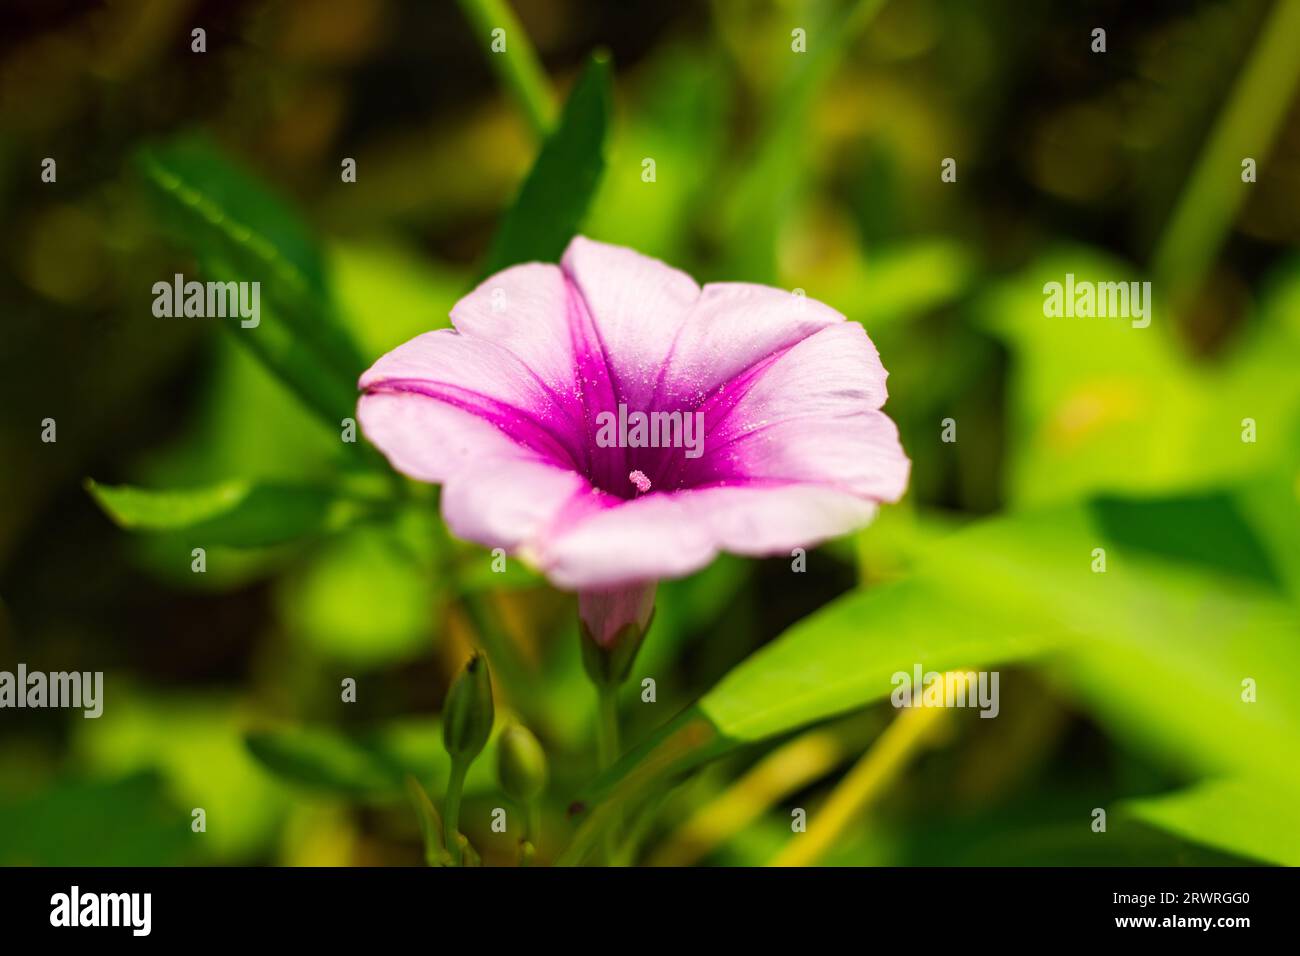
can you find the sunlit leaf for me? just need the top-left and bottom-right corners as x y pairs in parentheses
(74, 689), (288, 861)
(329, 239), (465, 357)
(1126, 778), (1300, 866)
(976, 248), (1300, 506)
(560, 496), (1300, 863)
(87, 478), (387, 548)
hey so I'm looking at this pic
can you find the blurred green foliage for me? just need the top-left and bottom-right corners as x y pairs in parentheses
(1, 0), (1298, 867)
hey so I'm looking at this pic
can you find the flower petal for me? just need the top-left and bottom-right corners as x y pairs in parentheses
(442, 453), (591, 551)
(357, 391), (527, 484)
(359, 328), (584, 470)
(656, 283), (849, 408)
(357, 237), (911, 593)
(682, 322), (908, 500)
(535, 493), (717, 589)
(536, 483), (880, 589)
(560, 236), (701, 411)
(449, 263), (580, 396)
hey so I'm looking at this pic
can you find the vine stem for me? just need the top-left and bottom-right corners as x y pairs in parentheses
(455, 0), (556, 139)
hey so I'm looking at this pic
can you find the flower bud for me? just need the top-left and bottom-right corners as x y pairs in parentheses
(497, 721), (548, 803)
(442, 653), (494, 763)
(578, 583), (656, 687)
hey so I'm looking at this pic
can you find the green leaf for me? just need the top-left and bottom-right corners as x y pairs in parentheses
(73, 689), (289, 861)
(481, 54), (612, 276)
(86, 478), (385, 548)
(1236, 476), (1300, 602)
(0, 772), (194, 866)
(557, 508), (1086, 863)
(1090, 492), (1282, 588)
(454, 0), (555, 138)
(135, 134), (363, 426)
(246, 729), (405, 796)
(1051, 560), (1300, 793)
(1126, 778), (1300, 866)
(559, 496), (1300, 863)
(405, 775), (452, 866)
(246, 728), (414, 797)
(244, 722), (499, 798)
(975, 248), (1300, 507)
(812, 239), (976, 331)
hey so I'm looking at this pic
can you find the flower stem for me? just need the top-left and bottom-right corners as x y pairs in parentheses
(443, 757), (470, 866)
(595, 685), (620, 768)
(594, 685), (623, 864)
(454, 0), (555, 139)
(517, 802), (540, 866)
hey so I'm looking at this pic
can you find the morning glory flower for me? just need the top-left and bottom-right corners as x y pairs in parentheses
(358, 236), (909, 654)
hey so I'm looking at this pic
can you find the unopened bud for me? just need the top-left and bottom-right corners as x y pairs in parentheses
(497, 721), (548, 803)
(578, 583), (656, 687)
(443, 653), (494, 762)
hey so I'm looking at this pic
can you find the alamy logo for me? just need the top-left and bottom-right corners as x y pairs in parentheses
(1042, 273), (1151, 328)
(50, 886), (151, 936)
(891, 666), (1000, 718)
(594, 403), (705, 459)
(0, 664), (102, 718)
(152, 273), (261, 328)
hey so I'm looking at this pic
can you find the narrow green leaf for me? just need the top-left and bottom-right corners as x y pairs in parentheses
(246, 729), (408, 796)
(481, 54), (612, 276)
(405, 775), (452, 866)
(135, 135), (364, 426)
(245, 723), (499, 798)
(86, 478), (384, 548)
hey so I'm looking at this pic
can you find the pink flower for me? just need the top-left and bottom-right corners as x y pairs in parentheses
(358, 237), (909, 646)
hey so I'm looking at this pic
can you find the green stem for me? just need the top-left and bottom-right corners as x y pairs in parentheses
(517, 802), (540, 867)
(527, 801), (541, 845)
(594, 685), (622, 864)
(1152, 0), (1300, 295)
(595, 685), (620, 768)
(443, 757), (470, 866)
(455, 0), (556, 139)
